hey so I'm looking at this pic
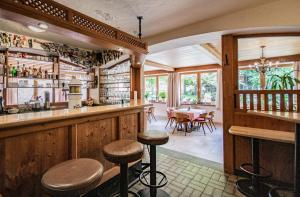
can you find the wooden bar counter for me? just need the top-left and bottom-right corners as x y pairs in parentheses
(0, 100), (151, 196)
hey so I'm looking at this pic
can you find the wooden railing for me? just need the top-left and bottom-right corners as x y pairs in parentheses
(0, 0), (148, 53)
(234, 90), (300, 112)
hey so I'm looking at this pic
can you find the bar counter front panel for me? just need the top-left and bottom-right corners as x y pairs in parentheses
(0, 101), (150, 196)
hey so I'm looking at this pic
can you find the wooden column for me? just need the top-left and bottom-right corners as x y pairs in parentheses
(222, 35), (238, 174)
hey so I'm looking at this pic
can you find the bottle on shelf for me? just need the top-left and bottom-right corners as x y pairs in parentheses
(16, 65), (21, 77)
(11, 66), (17, 77)
(21, 64), (25, 77)
(24, 67), (29, 77)
(37, 67), (42, 78)
(33, 66), (38, 78)
(44, 70), (49, 79)
(28, 67), (32, 78)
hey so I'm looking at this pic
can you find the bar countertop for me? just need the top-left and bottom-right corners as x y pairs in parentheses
(0, 100), (152, 129)
(248, 110), (300, 124)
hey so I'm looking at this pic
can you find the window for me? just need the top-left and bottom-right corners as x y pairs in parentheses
(180, 71), (218, 105)
(144, 75), (168, 102)
(239, 69), (260, 90)
(238, 65), (295, 90)
(145, 76), (157, 101)
(200, 72), (217, 105)
(180, 74), (198, 104)
(158, 76), (168, 102)
(266, 66), (294, 89)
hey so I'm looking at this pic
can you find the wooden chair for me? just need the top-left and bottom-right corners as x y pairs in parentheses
(165, 108), (176, 128)
(147, 106), (156, 122)
(172, 112), (192, 136)
(208, 111), (216, 130)
(193, 113), (212, 135)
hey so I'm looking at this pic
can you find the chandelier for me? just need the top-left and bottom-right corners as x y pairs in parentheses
(253, 46), (276, 74)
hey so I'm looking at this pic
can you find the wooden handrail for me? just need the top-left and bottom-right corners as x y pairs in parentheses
(234, 89), (300, 112)
(229, 126), (295, 144)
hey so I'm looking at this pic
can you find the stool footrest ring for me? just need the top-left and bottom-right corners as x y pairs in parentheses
(111, 190), (141, 197)
(268, 187), (294, 197)
(240, 163), (272, 178)
(139, 170), (168, 189)
(236, 179), (271, 197)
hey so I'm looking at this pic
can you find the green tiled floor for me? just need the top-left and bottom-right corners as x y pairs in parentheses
(132, 147), (245, 197)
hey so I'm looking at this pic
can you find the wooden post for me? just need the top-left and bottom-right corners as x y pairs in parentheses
(222, 35), (238, 174)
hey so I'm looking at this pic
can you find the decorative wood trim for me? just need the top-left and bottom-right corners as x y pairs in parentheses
(199, 43), (222, 65)
(238, 54), (300, 67)
(222, 35), (238, 174)
(0, 0), (148, 54)
(175, 64), (221, 72)
(144, 60), (175, 71)
(235, 32), (300, 39)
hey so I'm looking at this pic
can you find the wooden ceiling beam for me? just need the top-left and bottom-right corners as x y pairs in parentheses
(199, 43), (222, 65)
(144, 60), (175, 71)
(239, 54), (300, 67)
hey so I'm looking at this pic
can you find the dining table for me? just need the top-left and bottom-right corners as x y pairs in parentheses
(171, 108), (207, 121)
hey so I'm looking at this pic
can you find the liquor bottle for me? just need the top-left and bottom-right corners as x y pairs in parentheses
(28, 67), (32, 78)
(16, 65), (21, 77)
(8, 64), (12, 77)
(32, 66), (37, 78)
(37, 67), (42, 78)
(44, 70), (48, 79)
(24, 67), (29, 77)
(11, 66), (17, 77)
(21, 64), (25, 77)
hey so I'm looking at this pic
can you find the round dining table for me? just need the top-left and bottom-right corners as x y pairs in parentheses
(171, 108), (207, 120)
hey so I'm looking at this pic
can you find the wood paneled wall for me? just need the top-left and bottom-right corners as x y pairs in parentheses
(0, 108), (145, 196)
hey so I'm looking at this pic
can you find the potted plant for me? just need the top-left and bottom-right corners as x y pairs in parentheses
(159, 92), (166, 102)
(268, 70), (300, 90)
(144, 92), (150, 100)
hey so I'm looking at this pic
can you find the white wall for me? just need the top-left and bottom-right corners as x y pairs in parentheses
(146, 0), (300, 45)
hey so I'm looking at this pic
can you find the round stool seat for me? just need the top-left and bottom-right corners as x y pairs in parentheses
(41, 158), (103, 196)
(138, 131), (169, 146)
(103, 139), (144, 164)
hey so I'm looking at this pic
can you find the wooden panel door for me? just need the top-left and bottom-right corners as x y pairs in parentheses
(0, 127), (69, 197)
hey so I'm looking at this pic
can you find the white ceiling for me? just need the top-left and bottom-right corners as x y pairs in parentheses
(238, 36), (300, 61)
(145, 44), (220, 68)
(54, 0), (275, 37)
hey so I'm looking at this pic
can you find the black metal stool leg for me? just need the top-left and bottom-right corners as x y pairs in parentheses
(236, 138), (272, 197)
(120, 163), (128, 197)
(138, 145), (169, 197)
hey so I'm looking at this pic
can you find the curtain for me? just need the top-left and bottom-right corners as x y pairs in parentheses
(294, 61), (300, 90)
(216, 69), (222, 109)
(167, 73), (180, 107)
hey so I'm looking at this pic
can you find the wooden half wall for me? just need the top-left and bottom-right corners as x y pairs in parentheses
(222, 34), (295, 184)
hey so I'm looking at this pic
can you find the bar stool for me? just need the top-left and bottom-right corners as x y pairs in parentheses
(269, 187), (294, 197)
(41, 158), (104, 197)
(236, 138), (273, 197)
(137, 131), (169, 197)
(103, 139), (144, 197)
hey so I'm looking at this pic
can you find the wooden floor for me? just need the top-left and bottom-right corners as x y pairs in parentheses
(147, 116), (224, 164)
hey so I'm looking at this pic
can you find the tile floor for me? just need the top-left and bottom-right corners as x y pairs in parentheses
(132, 148), (244, 197)
(147, 116), (224, 164)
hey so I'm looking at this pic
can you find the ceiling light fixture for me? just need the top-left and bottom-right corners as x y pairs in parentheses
(251, 46), (279, 74)
(137, 16), (143, 39)
(38, 23), (48, 30)
(27, 25), (46, 33)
